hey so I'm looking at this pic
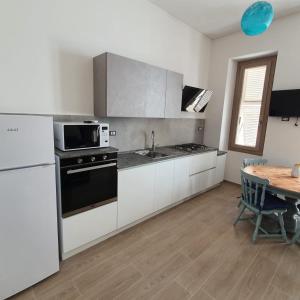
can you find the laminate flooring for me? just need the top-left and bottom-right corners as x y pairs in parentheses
(12, 182), (300, 300)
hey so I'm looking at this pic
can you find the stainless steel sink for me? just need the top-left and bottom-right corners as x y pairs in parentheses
(135, 150), (169, 159)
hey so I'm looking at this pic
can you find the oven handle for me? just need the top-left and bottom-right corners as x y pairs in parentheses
(66, 162), (117, 175)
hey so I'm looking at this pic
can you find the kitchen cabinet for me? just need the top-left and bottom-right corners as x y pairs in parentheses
(62, 202), (117, 254)
(189, 151), (217, 194)
(191, 168), (216, 195)
(154, 160), (174, 211)
(94, 52), (166, 118)
(214, 153), (227, 185)
(165, 71), (183, 118)
(118, 164), (156, 228)
(173, 156), (192, 202)
(189, 151), (217, 175)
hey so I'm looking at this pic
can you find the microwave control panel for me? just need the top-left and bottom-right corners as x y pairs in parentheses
(100, 123), (109, 147)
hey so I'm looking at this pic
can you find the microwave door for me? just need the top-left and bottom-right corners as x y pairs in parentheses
(92, 127), (98, 144)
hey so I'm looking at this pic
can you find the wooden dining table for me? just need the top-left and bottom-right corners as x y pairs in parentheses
(244, 165), (300, 238)
(244, 165), (300, 199)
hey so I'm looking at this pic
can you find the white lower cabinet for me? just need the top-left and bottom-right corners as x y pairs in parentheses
(190, 168), (216, 195)
(118, 164), (156, 228)
(117, 152), (221, 232)
(154, 160), (174, 211)
(62, 202), (117, 254)
(215, 154), (227, 185)
(189, 151), (217, 175)
(173, 157), (192, 202)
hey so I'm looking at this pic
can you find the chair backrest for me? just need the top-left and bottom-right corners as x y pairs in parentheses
(243, 158), (268, 168)
(241, 169), (269, 210)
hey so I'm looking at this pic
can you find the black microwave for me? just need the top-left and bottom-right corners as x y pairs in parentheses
(53, 122), (109, 151)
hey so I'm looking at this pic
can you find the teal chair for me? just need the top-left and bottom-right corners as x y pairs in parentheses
(291, 230), (300, 244)
(243, 158), (268, 168)
(237, 158), (269, 208)
(234, 169), (289, 243)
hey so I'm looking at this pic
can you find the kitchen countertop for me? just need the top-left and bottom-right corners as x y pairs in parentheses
(55, 147), (118, 159)
(217, 150), (227, 156)
(117, 146), (218, 170)
(55, 145), (224, 169)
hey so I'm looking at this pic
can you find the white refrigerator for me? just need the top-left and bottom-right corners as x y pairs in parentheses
(0, 114), (59, 299)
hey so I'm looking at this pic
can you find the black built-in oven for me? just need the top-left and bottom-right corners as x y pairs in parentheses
(59, 152), (117, 218)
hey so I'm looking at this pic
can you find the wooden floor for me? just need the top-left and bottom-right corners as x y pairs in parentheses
(12, 182), (300, 300)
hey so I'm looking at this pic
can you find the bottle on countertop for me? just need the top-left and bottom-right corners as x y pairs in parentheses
(291, 163), (300, 178)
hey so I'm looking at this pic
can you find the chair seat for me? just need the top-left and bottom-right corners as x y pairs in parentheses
(257, 193), (292, 211)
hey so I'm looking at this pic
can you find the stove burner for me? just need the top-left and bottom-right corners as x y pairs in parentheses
(173, 143), (210, 152)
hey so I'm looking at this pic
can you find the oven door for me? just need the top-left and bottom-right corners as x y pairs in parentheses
(60, 161), (117, 217)
(63, 125), (100, 150)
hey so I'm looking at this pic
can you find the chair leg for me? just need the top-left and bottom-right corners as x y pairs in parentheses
(291, 229), (300, 244)
(252, 214), (262, 243)
(234, 204), (246, 225)
(278, 213), (288, 242)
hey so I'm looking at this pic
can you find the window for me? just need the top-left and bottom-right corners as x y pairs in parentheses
(228, 55), (277, 155)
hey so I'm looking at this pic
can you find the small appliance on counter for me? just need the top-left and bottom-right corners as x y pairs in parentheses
(54, 121), (109, 151)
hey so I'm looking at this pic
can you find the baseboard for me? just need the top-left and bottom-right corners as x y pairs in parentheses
(224, 179), (241, 187)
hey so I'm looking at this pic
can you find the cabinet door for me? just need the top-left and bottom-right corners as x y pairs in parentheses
(107, 53), (166, 118)
(173, 157), (192, 202)
(215, 154), (227, 184)
(191, 168), (217, 195)
(154, 160), (174, 211)
(118, 165), (156, 228)
(165, 71), (183, 118)
(189, 151), (217, 175)
(191, 171), (207, 195)
(62, 202), (117, 254)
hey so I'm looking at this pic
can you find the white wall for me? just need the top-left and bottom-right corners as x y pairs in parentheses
(204, 13), (300, 183)
(0, 0), (211, 115)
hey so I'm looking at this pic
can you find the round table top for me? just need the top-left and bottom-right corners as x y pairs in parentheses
(244, 165), (300, 195)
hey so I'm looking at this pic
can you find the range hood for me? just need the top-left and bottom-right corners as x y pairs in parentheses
(181, 86), (213, 113)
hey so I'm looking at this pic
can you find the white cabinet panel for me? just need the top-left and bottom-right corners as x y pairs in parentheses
(189, 151), (217, 175)
(154, 160), (174, 211)
(118, 165), (156, 228)
(191, 168), (216, 195)
(173, 157), (192, 202)
(191, 171), (207, 195)
(215, 154), (227, 185)
(165, 71), (183, 118)
(62, 202), (117, 253)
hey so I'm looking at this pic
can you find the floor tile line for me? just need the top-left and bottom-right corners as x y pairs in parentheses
(222, 244), (261, 300)
(260, 246), (288, 300)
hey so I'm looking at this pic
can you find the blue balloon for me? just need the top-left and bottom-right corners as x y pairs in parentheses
(241, 1), (274, 36)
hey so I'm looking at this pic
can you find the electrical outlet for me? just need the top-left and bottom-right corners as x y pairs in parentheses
(109, 131), (116, 136)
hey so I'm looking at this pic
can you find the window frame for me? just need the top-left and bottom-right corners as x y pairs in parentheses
(228, 55), (277, 156)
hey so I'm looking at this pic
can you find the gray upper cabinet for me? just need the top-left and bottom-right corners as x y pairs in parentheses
(165, 71), (183, 118)
(94, 53), (166, 118)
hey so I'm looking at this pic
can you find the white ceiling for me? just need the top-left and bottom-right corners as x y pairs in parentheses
(149, 0), (300, 38)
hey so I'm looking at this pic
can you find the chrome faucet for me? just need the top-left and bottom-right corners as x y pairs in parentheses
(151, 130), (155, 153)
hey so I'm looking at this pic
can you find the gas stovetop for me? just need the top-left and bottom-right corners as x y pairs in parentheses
(172, 143), (211, 153)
